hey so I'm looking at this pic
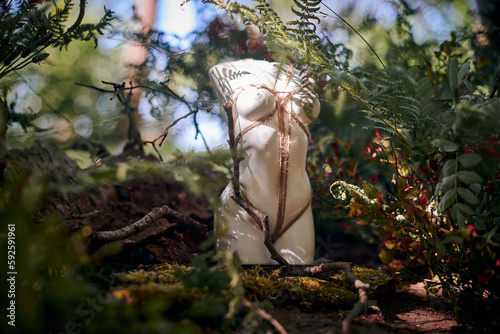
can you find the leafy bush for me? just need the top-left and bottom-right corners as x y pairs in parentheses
(330, 37), (500, 327)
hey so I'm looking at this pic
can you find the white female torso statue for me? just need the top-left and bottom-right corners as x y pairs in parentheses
(209, 59), (320, 264)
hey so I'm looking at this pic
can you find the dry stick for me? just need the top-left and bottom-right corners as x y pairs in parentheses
(242, 299), (288, 334)
(144, 107), (200, 161)
(223, 103), (289, 267)
(87, 205), (208, 251)
(76, 80), (212, 157)
(305, 262), (370, 334)
(66, 210), (102, 220)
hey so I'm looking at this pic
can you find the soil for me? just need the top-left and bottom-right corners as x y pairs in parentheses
(272, 283), (459, 334)
(42, 176), (466, 333)
(42, 175), (213, 265)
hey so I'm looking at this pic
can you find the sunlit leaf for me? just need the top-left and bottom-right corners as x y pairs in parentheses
(432, 139), (458, 152)
(457, 61), (470, 84)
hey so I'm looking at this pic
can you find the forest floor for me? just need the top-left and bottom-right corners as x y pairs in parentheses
(273, 282), (458, 334)
(47, 175), (467, 334)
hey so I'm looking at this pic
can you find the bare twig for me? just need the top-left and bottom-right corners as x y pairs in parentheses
(76, 80), (212, 158)
(87, 205), (208, 252)
(102, 81), (127, 101)
(66, 210), (102, 220)
(143, 104), (212, 161)
(75, 82), (114, 93)
(242, 299), (288, 334)
(305, 262), (370, 334)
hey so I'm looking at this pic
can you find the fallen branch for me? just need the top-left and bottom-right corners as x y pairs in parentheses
(304, 262), (370, 334)
(87, 205), (208, 252)
(242, 299), (287, 334)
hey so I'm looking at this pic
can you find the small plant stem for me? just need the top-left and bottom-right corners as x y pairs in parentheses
(304, 262), (370, 334)
(320, 3), (386, 69)
(242, 299), (288, 334)
(454, 150), (459, 205)
(223, 103), (241, 197)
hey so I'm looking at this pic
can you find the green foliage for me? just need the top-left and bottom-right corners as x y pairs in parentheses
(330, 42), (500, 327)
(0, 0), (114, 79)
(0, 0), (115, 155)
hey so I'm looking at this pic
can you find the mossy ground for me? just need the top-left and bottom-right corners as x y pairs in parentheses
(113, 262), (394, 314)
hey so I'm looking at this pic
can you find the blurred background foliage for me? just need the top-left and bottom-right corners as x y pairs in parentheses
(1, 0), (500, 333)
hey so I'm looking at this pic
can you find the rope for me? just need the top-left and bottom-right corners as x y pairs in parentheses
(229, 66), (312, 242)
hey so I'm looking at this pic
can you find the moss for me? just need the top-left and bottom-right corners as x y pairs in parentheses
(239, 266), (362, 311)
(113, 282), (210, 306)
(114, 263), (394, 313)
(118, 263), (191, 285)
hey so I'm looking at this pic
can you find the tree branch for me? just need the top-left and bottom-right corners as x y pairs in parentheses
(143, 104), (212, 161)
(87, 205), (208, 252)
(76, 80), (212, 159)
(242, 299), (288, 334)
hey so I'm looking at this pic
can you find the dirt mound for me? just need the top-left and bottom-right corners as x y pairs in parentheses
(42, 176), (213, 265)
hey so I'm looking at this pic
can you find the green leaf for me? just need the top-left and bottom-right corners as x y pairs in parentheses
(362, 181), (380, 200)
(457, 187), (479, 205)
(437, 175), (456, 196)
(432, 139), (458, 152)
(486, 223), (500, 242)
(34, 53), (50, 62)
(464, 79), (473, 92)
(442, 159), (457, 177)
(470, 183), (482, 194)
(406, 66), (418, 78)
(457, 61), (470, 84)
(456, 203), (473, 215)
(457, 211), (466, 228)
(416, 78), (433, 101)
(456, 171), (483, 185)
(450, 205), (466, 228)
(438, 188), (456, 212)
(443, 230), (463, 244)
(457, 153), (481, 167)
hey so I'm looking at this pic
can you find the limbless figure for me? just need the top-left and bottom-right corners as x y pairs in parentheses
(209, 59), (320, 264)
